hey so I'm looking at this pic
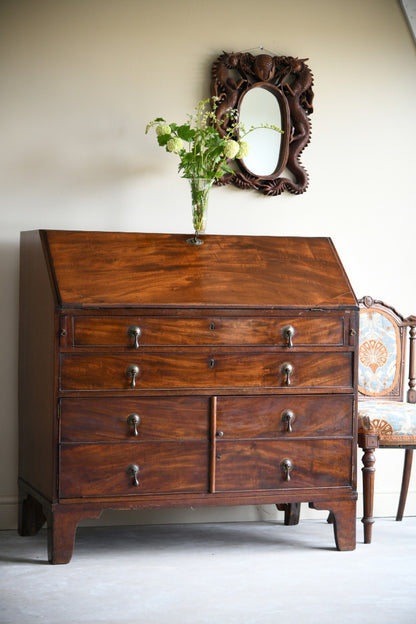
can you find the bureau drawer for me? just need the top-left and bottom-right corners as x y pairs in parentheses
(215, 439), (352, 491)
(60, 397), (209, 442)
(72, 315), (345, 348)
(59, 442), (208, 497)
(216, 395), (353, 439)
(60, 352), (353, 391)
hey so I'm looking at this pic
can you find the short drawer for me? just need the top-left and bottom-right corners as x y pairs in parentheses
(60, 352), (353, 391)
(215, 439), (352, 492)
(215, 395), (353, 439)
(59, 442), (208, 498)
(60, 397), (209, 442)
(72, 315), (345, 348)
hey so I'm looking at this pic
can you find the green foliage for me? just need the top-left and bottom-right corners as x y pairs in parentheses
(146, 98), (283, 182)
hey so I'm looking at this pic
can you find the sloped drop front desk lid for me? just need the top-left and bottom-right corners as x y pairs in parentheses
(34, 231), (357, 309)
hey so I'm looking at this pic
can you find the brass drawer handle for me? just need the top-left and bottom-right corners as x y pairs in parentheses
(127, 463), (140, 487)
(282, 409), (295, 433)
(283, 325), (295, 348)
(280, 458), (293, 481)
(127, 413), (140, 436)
(281, 362), (293, 386)
(126, 364), (140, 388)
(128, 325), (141, 349)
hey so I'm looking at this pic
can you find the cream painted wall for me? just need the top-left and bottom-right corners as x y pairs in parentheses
(0, 0), (415, 530)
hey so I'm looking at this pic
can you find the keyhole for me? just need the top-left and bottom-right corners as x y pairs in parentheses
(208, 357), (215, 369)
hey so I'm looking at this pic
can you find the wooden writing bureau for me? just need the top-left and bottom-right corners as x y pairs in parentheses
(18, 231), (358, 563)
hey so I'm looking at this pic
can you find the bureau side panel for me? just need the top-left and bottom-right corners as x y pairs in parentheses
(19, 231), (58, 501)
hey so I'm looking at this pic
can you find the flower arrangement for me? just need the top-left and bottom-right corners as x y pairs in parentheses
(146, 97), (282, 243)
(145, 97), (250, 182)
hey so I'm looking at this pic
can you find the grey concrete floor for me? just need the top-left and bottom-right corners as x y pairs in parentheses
(1, 518), (416, 624)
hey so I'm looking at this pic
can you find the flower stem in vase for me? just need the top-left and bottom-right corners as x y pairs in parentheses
(186, 177), (213, 246)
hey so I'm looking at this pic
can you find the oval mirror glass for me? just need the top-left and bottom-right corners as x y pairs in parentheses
(239, 86), (282, 176)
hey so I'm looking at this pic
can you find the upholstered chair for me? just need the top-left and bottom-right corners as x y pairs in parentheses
(357, 296), (416, 544)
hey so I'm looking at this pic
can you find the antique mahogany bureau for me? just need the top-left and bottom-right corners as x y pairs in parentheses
(18, 230), (359, 563)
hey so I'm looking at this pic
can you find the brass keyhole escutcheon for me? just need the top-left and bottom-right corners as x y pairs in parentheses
(208, 357), (216, 369)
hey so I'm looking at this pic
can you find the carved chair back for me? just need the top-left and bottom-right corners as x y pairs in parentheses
(358, 297), (408, 402)
(358, 297), (416, 403)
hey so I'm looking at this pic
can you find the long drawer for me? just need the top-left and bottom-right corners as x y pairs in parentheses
(215, 439), (352, 491)
(59, 442), (208, 497)
(215, 395), (353, 439)
(60, 394), (353, 443)
(60, 397), (209, 442)
(72, 315), (345, 348)
(60, 352), (353, 391)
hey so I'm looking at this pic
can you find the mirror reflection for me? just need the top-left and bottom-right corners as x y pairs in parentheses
(239, 87), (282, 176)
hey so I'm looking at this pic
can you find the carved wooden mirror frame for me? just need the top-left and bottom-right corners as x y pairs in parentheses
(210, 51), (314, 196)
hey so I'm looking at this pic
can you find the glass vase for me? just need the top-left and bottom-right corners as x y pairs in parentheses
(186, 177), (213, 246)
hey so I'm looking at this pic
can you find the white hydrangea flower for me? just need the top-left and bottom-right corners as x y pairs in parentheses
(235, 141), (249, 159)
(166, 137), (184, 153)
(156, 124), (171, 136)
(223, 140), (240, 159)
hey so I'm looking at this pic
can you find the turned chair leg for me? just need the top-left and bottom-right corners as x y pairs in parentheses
(358, 433), (378, 544)
(361, 447), (376, 543)
(396, 449), (414, 521)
